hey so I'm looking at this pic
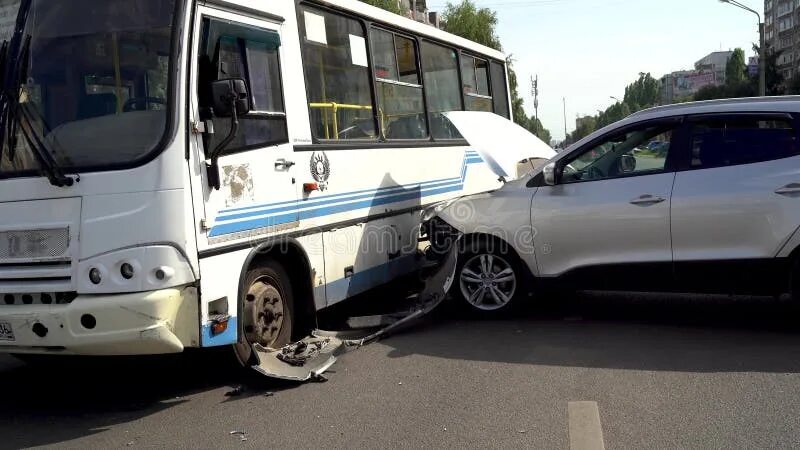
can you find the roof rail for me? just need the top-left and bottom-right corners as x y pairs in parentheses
(630, 95), (800, 118)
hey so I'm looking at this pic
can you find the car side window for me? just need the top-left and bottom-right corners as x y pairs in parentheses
(688, 116), (798, 169)
(561, 124), (675, 184)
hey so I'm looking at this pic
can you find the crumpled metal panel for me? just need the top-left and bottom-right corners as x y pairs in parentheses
(250, 245), (459, 381)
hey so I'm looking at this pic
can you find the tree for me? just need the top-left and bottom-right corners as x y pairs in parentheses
(358, 0), (406, 15)
(596, 101), (631, 129)
(527, 117), (552, 144)
(725, 48), (747, 84)
(623, 73), (660, 112)
(694, 84), (727, 101)
(442, 0), (501, 51)
(785, 72), (800, 95)
(695, 45), (784, 101)
(505, 56), (528, 126)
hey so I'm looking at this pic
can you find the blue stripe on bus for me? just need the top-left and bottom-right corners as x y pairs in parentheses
(209, 151), (484, 237)
(219, 173), (463, 216)
(218, 151), (483, 216)
(209, 182), (464, 236)
(216, 176), (463, 222)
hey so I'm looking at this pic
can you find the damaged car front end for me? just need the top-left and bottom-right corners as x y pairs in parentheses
(419, 112), (556, 314)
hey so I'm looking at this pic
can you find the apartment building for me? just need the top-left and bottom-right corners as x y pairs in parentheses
(765, 0), (798, 78)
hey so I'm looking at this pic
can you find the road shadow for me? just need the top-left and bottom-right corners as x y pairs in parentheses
(381, 292), (800, 374)
(0, 349), (299, 448)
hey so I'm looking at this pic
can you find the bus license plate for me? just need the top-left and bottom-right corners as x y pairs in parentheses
(0, 321), (14, 341)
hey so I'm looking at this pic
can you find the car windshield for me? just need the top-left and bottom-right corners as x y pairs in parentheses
(0, 0), (178, 177)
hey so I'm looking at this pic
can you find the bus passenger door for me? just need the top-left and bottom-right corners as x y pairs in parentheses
(188, 7), (298, 346)
(190, 8), (298, 246)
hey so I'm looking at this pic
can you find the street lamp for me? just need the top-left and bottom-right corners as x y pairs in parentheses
(719, 0), (765, 96)
(610, 96), (621, 103)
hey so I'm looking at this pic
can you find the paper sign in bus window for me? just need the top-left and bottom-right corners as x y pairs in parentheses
(349, 34), (367, 67)
(304, 11), (327, 45)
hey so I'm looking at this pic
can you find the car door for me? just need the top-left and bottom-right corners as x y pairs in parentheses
(530, 118), (684, 290)
(189, 7), (297, 247)
(671, 113), (800, 292)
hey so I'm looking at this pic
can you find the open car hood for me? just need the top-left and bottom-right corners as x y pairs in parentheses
(444, 111), (556, 180)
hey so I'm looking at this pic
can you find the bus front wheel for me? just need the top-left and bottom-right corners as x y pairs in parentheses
(233, 259), (295, 366)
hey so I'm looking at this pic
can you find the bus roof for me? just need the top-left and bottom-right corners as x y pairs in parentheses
(311, 0), (507, 61)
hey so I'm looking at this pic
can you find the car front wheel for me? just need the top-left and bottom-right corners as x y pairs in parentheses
(455, 244), (524, 315)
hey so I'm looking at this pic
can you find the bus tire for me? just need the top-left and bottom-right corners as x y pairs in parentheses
(233, 259), (295, 367)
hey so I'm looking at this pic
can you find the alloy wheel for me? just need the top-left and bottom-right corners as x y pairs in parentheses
(459, 253), (517, 311)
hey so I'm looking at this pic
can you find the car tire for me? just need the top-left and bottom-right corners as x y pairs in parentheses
(452, 240), (527, 316)
(232, 259), (295, 367)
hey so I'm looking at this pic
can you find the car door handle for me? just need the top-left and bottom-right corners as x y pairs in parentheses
(274, 159), (295, 170)
(775, 183), (800, 196)
(629, 194), (666, 205)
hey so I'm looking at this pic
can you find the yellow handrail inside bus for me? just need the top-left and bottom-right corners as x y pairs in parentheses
(309, 102), (373, 139)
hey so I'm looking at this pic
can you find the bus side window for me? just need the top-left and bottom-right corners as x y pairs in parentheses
(370, 28), (428, 140)
(198, 18), (288, 155)
(490, 60), (510, 119)
(299, 8), (377, 141)
(421, 41), (463, 140)
(461, 54), (492, 112)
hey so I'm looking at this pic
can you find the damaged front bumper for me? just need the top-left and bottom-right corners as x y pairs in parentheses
(249, 244), (460, 382)
(0, 287), (198, 355)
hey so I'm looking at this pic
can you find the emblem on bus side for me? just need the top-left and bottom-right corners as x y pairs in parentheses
(310, 151), (330, 191)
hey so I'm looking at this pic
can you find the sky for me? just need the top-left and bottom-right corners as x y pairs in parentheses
(427, 0), (761, 141)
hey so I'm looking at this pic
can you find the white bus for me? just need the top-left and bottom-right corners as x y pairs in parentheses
(0, 0), (511, 363)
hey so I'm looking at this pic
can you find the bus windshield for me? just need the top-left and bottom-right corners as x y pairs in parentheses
(0, 0), (178, 177)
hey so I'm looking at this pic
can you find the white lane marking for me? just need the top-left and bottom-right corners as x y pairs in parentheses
(568, 401), (606, 450)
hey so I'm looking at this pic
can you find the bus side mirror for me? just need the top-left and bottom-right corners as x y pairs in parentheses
(206, 78), (250, 191)
(211, 78), (250, 117)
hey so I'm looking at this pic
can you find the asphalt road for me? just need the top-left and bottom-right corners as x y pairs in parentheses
(3, 292), (800, 449)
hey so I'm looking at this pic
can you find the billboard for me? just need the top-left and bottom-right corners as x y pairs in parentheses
(674, 72), (716, 92)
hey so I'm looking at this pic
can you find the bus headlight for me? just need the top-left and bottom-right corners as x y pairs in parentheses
(120, 263), (135, 280)
(77, 245), (196, 294)
(89, 267), (103, 285)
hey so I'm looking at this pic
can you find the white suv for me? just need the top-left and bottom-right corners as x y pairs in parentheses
(426, 99), (800, 314)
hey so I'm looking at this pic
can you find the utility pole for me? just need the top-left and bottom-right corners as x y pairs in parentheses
(719, 0), (765, 96)
(759, 21), (766, 96)
(562, 97), (568, 142)
(530, 75), (539, 128)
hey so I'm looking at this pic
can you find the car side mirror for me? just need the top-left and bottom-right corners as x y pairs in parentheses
(618, 154), (637, 173)
(211, 78), (250, 117)
(543, 162), (558, 186)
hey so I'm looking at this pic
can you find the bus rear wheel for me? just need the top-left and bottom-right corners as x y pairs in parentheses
(233, 260), (294, 366)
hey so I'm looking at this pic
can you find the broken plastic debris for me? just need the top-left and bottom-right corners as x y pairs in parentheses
(225, 385), (244, 397)
(229, 431), (246, 435)
(263, 391), (274, 397)
(250, 245), (458, 382)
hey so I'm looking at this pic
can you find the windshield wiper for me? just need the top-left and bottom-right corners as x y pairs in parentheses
(0, 0), (30, 163)
(9, 36), (75, 187)
(17, 102), (75, 187)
